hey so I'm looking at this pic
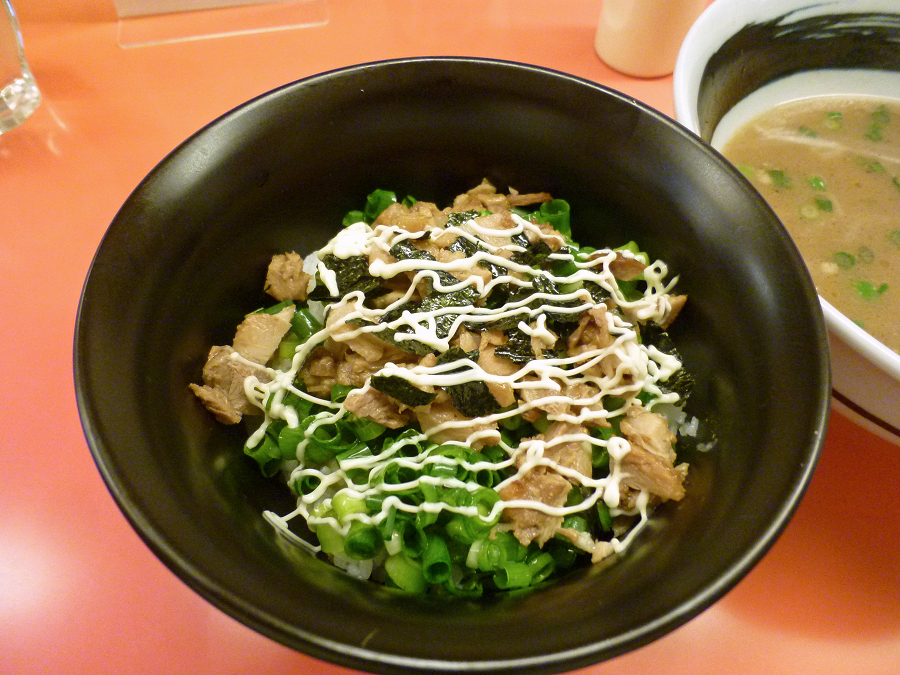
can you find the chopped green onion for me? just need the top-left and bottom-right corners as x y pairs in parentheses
(290, 308), (322, 343)
(538, 199), (571, 237)
(253, 299), (293, 315)
(302, 416), (359, 464)
(854, 280), (889, 300)
(341, 414), (385, 443)
(857, 157), (885, 173)
(816, 198), (833, 212)
(421, 535), (452, 584)
(767, 169), (791, 188)
(735, 164), (755, 179)
(336, 441), (373, 463)
(799, 126), (818, 138)
(493, 562), (533, 589)
(825, 111), (843, 130)
(314, 520), (345, 557)
(525, 551), (556, 585)
(344, 521), (382, 560)
(330, 384), (356, 403)
(363, 189), (398, 222)
(385, 554), (426, 593)
(868, 104), (890, 139)
(866, 124), (884, 141)
(592, 445), (610, 472)
(833, 252), (855, 269)
(332, 491), (367, 521)
(277, 424), (305, 459)
(243, 433), (281, 476)
(547, 538), (578, 569)
(596, 501), (613, 532)
(277, 335), (301, 360)
(808, 176), (826, 191)
(441, 574), (483, 597)
(400, 522), (428, 558)
(293, 473), (321, 496)
(532, 415), (551, 434)
(342, 210), (366, 228)
(561, 514), (590, 532)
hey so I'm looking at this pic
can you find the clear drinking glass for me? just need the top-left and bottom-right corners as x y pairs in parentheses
(0, 0), (40, 133)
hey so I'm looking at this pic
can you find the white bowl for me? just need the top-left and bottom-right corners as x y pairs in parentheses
(673, 0), (900, 444)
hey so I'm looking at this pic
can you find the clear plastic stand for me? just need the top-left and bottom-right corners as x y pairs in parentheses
(113, 0), (329, 48)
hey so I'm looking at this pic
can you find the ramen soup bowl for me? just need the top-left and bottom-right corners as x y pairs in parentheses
(674, 0), (900, 444)
(75, 58), (830, 674)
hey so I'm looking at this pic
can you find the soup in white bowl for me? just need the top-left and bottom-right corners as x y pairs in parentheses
(674, 0), (900, 444)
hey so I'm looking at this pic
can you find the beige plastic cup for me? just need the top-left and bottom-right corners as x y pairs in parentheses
(595, 0), (708, 78)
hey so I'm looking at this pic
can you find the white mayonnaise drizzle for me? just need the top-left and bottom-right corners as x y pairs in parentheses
(253, 209), (687, 560)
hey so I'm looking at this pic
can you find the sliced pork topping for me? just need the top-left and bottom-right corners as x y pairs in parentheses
(233, 305), (295, 365)
(498, 467), (571, 547)
(189, 346), (268, 424)
(608, 251), (647, 281)
(265, 252), (313, 301)
(619, 406), (686, 501)
(415, 397), (499, 450)
(190, 305), (294, 423)
(343, 387), (413, 429)
(541, 421), (593, 479)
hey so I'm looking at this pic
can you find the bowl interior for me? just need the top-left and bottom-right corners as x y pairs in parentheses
(75, 58), (830, 675)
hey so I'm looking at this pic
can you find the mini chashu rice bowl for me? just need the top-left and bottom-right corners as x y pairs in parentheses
(75, 57), (831, 675)
(189, 181), (702, 591)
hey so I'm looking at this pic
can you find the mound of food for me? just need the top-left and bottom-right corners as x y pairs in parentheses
(190, 180), (695, 596)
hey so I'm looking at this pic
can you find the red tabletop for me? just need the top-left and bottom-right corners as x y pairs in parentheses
(4, 1), (899, 673)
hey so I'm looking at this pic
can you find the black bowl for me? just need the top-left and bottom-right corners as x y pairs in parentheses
(75, 57), (830, 675)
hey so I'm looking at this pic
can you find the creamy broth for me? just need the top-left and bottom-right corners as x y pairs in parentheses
(722, 96), (900, 353)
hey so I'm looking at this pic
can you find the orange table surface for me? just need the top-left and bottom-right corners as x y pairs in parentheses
(3, 1), (899, 674)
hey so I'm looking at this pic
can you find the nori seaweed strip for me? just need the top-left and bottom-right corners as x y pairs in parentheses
(530, 276), (584, 324)
(538, 347), (566, 361)
(345, 316), (435, 356)
(583, 280), (612, 304)
(445, 210), (480, 226)
(388, 238), (480, 343)
(465, 306), (529, 332)
(370, 375), (437, 407)
(435, 346), (477, 367)
(493, 327), (534, 364)
(510, 240), (553, 268)
(640, 323), (694, 401)
(435, 347), (501, 418)
(447, 379), (502, 418)
(510, 232), (531, 249)
(389, 239), (462, 293)
(448, 235), (507, 279)
(307, 254), (383, 301)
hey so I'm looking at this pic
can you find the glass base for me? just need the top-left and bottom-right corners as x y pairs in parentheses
(0, 73), (41, 134)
